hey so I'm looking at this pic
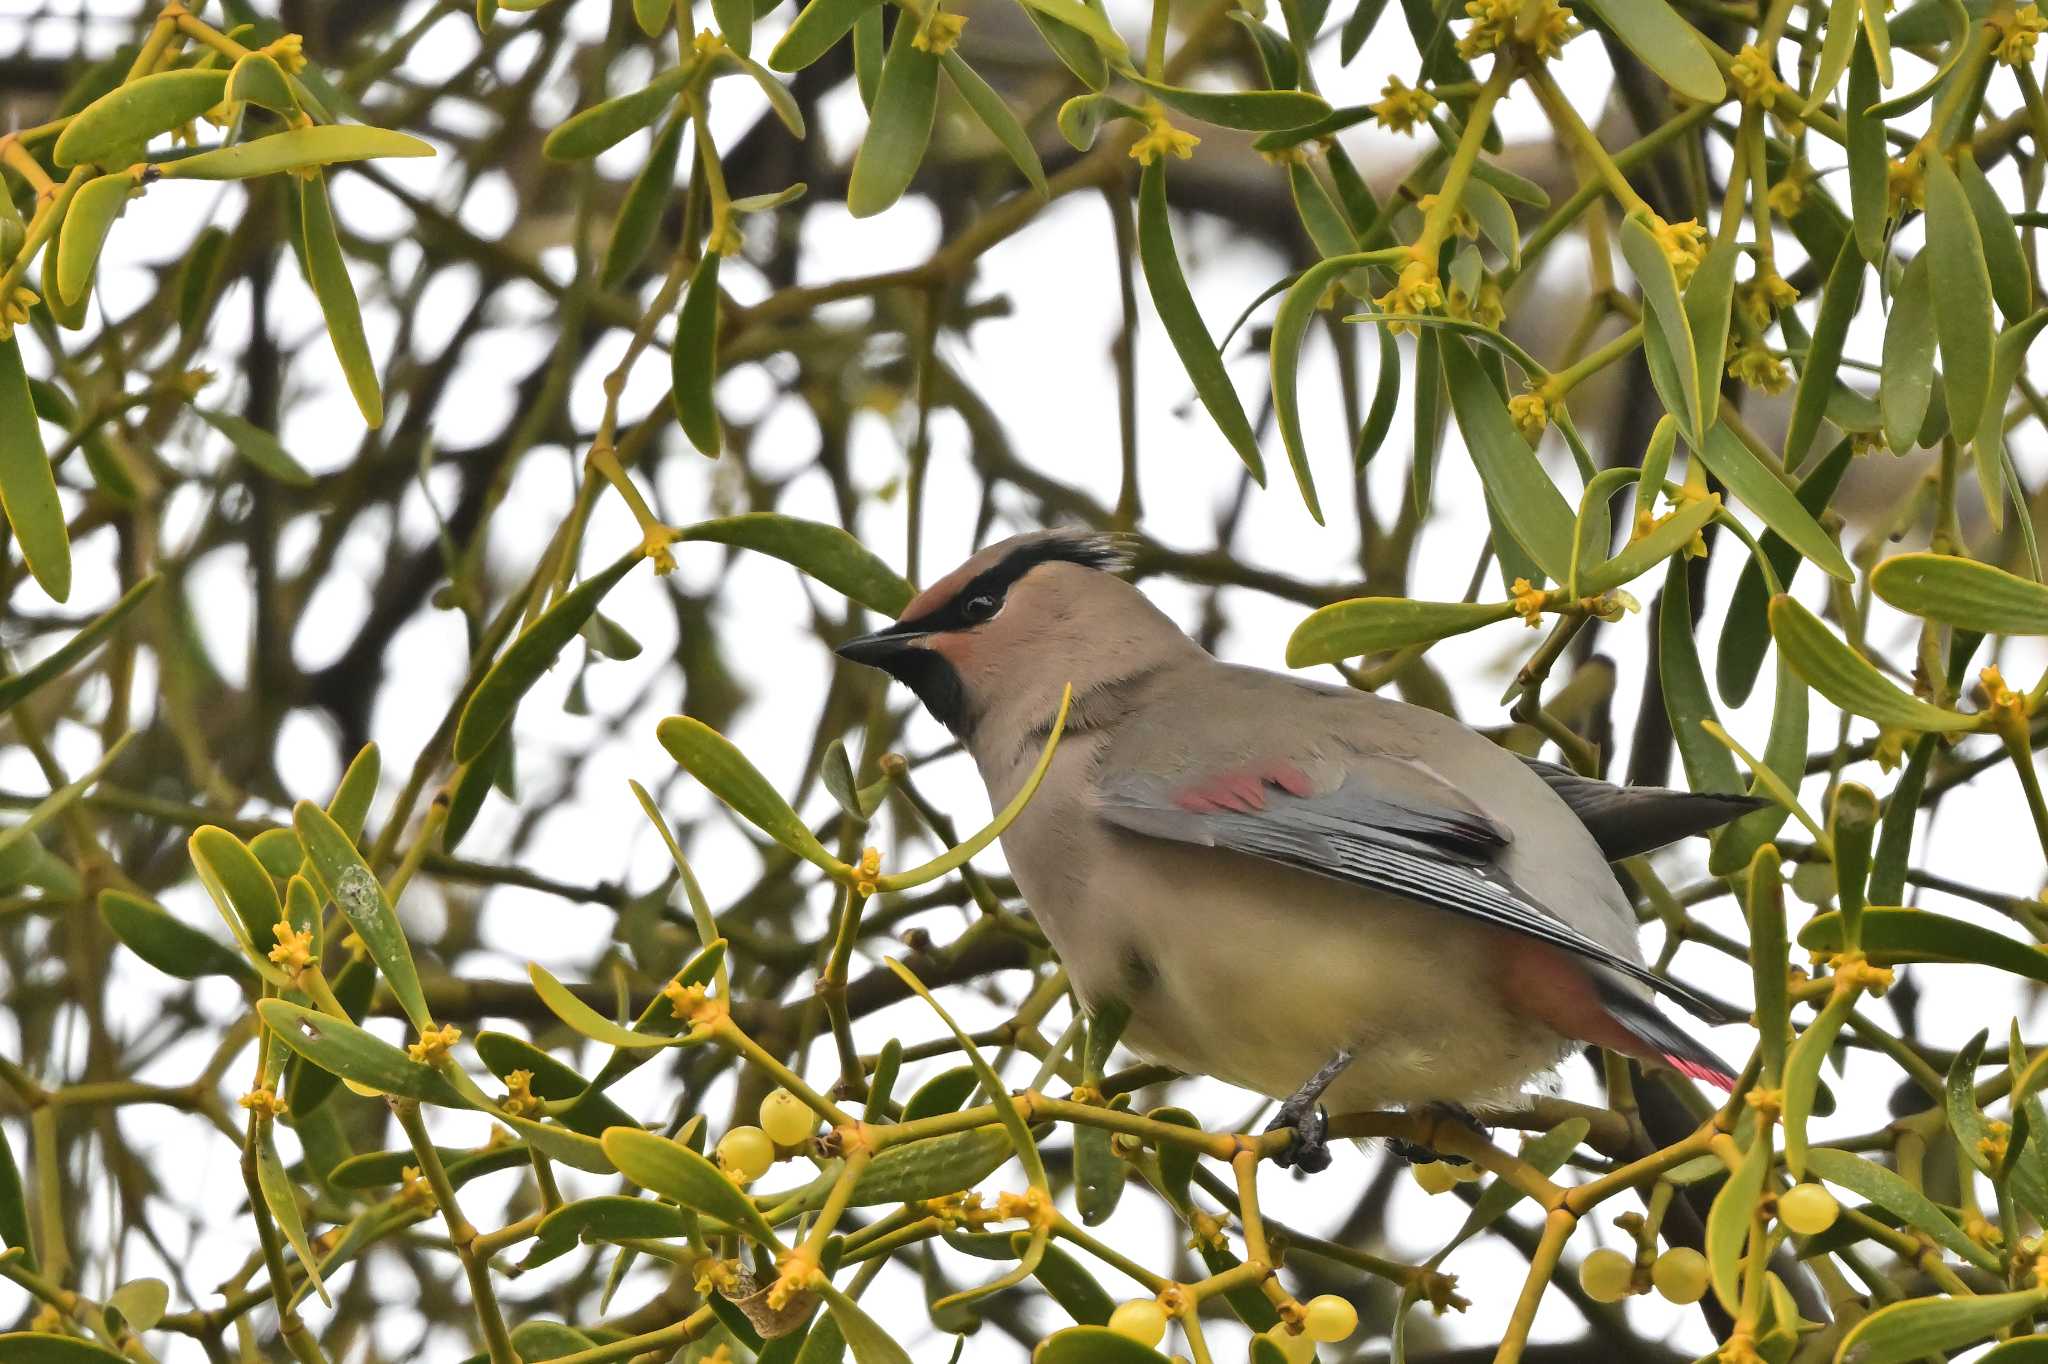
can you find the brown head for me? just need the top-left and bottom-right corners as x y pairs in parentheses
(835, 530), (1201, 744)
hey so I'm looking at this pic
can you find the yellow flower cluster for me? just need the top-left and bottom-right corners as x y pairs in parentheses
(1130, 111), (1200, 166)
(1727, 345), (1788, 394)
(1376, 259), (1442, 334)
(501, 1068), (540, 1117)
(1371, 77), (1436, 135)
(1992, 4), (2047, 65)
(768, 1249), (822, 1310)
(912, 7), (967, 55)
(1416, 192), (1478, 240)
(853, 845), (882, 897)
(263, 33), (308, 74)
(1, 285), (38, 338)
(1508, 392), (1548, 444)
(1444, 277), (1504, 329)
(1727, 44), (1781, 105)
(268, 918), (314, 979)
(238, 1087), (289, 1118)
(398, 1165), (435, 1206)
(1736, 271), (1799, 328)
(1648, 215), (1708, 286)
(663, 978), (708, 1020)
(1509, 577), (1547, 628)
(407, 1022), (461, 1064)
(1458, 0), (1574, 59)
(1887, 156), (1926, 212)
(694, 1257), (743, 1297)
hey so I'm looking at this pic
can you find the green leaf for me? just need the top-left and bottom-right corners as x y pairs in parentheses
(161, 123), (437, 179)
(1969, 307), (2048, 535)
(1803, 0), (1860, 116)
(0, 1336), (133, 1364)
(769, 0), (883, 70)
(848, 1126), (1013, 1205)
(723, 50), (803, 136)
(1745, 848), (1789, 1088)
(714, 0), (755, 55)
(1571, 0), (1724, 102)
(600, 1126), (778, 1243)
(293, 800), (433, 1032)
(1356, 321), (1399, 466)
(941, 53), (1046, 198)
(99, 889), (254, 982)
(1873, 552), (2048, 634)
(226, 51), (299, 114)
(1697, 425), (1853, 581)
(886, 959), (1044, 1193)
(529, 961), (690, 1048)
(901, 1066), (978, 1122)
(1028, 1240), (1115, 1327)
(0, 334), (73, 601)
(55, 170), (133, 306)
(1579, 490), (1720, 598)
(1782, 986), (1857, 1179)
(1619, 214), (1702, 440)
(1715, 438), (1852, 707)
(853, 6), (886, 106)
(1959, 150), (2030, 323)
(1880, 250), (1936, 452)
(1784, 236), (1864, 470)
(526, 1195), (691, 1268)
(657, 715), (839, 871)
(672, 249), (723, 454)
(678, 515), (911, 616)
(1767, 594), (1979, 733)
(600, 105), (686, 290)
(846, 15), (939, 218)
(454, 549), (640, 763)
(877, 683), (1068, 890)
(1705, 1123), (1771, 1312)
(1037, 1317), (1173, 1359)
(1924, 151), (1996, 445)
(0, 1119), (34, 1270)
(1660, 556), (1744, 797)
(541, 66), (691, 161)
(329, 1142), (528, 1191)
(1286, 596), (1515, 666)
(472, 1030), (637, 1137)
(54, 68), (230, 167)
(1831, 1287), (2048, 1363)
(1140, 158), (1268, 489)
(1847, 34), (1888, 264)
(817, 1281), (912, 1364)
(1012, 0), (1128, 57)
(1125, 74), (1328, 130)
(0, 574), (157, 711)
(255, 1126), (330, 1305)
(257, 1000), (466, 1105)
(1440, 334), (1576, 581)
(1801, 907), (2048, 989)
(1684, 237), (1737, 419)
(196, 406), (313, 485)
(298, 170), (383, 427)
(1057, 93), (1144, 151)
(188, 825), (282, 951)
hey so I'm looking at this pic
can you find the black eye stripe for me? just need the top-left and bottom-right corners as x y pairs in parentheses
(894, 535), (1119, 636)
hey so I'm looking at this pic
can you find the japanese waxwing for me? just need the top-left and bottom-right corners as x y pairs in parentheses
(837, 530), (1748, 1169)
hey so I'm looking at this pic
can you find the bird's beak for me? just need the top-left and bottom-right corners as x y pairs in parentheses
(835, 623), (927, 669)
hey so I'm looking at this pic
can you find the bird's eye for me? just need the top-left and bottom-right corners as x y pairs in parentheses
(962, 593), (1000, 623)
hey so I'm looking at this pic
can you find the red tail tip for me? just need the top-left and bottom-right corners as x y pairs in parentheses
(1666, 1054), (1738, 1090)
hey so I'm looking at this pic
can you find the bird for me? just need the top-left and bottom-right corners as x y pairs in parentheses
(835, 529), (1751, 1170)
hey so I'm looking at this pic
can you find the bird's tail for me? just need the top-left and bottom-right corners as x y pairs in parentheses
(1597, 980), (1739, 1090)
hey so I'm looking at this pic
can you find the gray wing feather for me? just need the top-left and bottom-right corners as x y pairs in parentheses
(1519, 757), (1769, 860)
(1098, 775), (1730, 1023)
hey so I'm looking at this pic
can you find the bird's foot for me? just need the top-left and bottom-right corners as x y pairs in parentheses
(1267, 1100), (1332, 1174)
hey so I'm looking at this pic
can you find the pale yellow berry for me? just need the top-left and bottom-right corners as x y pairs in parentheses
(1302, 1293), (1358, 1342)
(1259, 1326), (1317, 1363)
(1107, 1299), (1167, 1347)
(1578, 1247), (1635, 1303)
(716, 1126), (775, 1184)
(1777, 1183), (1839, 1235)
(759, 1089), (817, 1146)
(1651, 1247), (1709, 1304)
(1411, 1160), (1459, 1195)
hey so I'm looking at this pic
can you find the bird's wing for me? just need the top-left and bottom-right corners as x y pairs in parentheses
(1096, 762), (1728, 1023)
(1518, 756), (1769, 860)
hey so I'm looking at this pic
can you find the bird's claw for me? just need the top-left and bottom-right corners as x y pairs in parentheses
(1268, 1102), (1332, 1173)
